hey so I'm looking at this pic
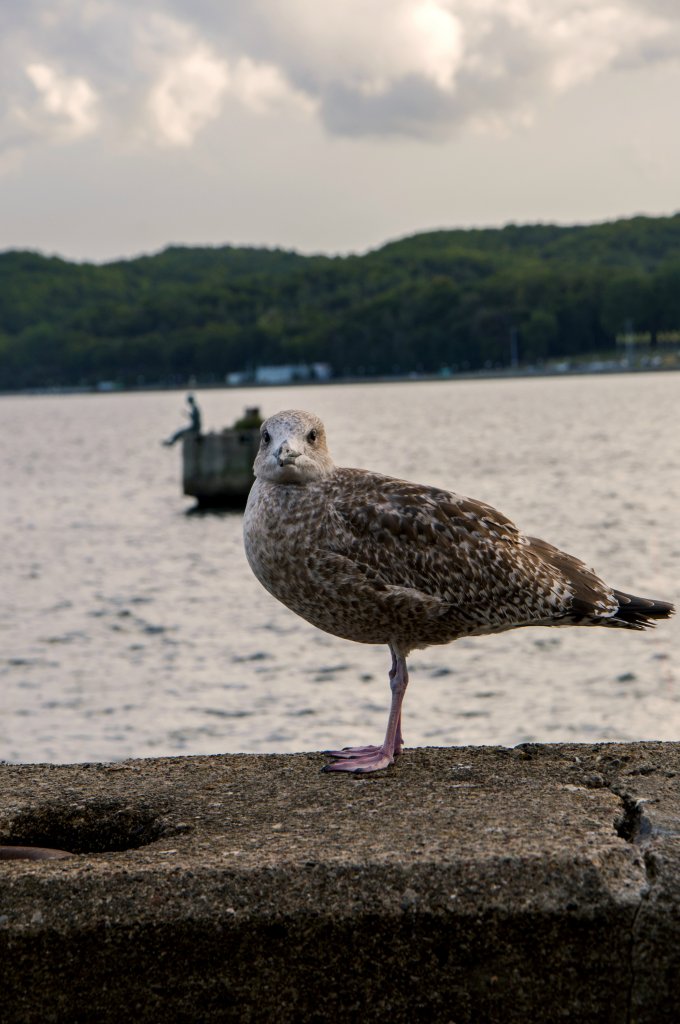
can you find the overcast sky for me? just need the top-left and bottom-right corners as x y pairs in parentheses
(1, 0), (679, 263)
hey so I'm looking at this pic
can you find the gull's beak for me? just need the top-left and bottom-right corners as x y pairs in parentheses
(275, 441), (301, 467)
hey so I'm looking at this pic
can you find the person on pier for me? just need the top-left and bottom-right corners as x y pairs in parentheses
(162, 394), (202, 446)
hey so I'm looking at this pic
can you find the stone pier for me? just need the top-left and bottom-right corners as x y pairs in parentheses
(182, 429), (259, 507)
(2, 742), (680, 1023)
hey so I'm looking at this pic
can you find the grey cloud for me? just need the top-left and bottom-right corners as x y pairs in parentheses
(319, 65), (540, 140)
(321, 77), (458, 140)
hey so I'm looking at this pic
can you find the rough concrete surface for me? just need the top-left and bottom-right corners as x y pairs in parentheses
(1, 742), (679, 1023)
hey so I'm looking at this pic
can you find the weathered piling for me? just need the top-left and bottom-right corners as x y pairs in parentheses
(1, 742), (679, 1023)
(182, 428), (259, 507)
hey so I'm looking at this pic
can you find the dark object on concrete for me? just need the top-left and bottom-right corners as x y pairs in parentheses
(0, 845), (72, 860)
(2, 742), (680, 1023)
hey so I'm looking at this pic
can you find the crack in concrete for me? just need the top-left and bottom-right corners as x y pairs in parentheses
(613, 788), (654, 846)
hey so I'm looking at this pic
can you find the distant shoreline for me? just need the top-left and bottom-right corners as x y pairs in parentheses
(2, 360), (678, 398)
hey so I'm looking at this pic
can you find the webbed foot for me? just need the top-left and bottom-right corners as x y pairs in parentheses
(322, 746), (395, 773)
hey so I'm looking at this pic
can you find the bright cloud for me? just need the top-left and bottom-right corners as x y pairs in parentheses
(244, 0), (465, 98)
(146, 47), (313, 145)
(147, 46), (228, 146)
(545, 5), (669, 92)
(25, 61), (99, 138)
(408, 1), (464, 91)
(229, 57), (317, 116)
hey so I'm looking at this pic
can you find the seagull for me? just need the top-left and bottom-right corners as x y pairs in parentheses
(243, 409), (674, 774)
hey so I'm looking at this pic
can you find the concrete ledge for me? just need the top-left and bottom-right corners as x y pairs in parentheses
(1, 743), (680, 1023)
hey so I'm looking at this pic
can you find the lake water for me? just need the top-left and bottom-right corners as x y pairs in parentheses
(1, 374), (678, 764)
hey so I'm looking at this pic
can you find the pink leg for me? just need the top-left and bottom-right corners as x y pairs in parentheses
(325, 647), (404, 759)
(323, 645), (408, 774)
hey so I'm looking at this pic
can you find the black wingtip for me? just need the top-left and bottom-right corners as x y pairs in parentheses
(611, 590), (675, 629)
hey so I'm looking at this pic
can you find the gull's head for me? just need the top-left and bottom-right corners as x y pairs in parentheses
(253, 410), (334, 485)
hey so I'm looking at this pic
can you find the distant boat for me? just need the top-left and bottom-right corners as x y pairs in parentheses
(181, 407), (263, 509)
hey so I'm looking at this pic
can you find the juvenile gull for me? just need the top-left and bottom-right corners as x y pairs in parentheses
(243, 410), (674, 774)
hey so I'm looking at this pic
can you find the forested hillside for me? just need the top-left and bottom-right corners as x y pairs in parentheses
(2, 214), (680, 389)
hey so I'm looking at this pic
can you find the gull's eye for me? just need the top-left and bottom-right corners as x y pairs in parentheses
(262, 429), (271, 445)
(307, 428), (318, 444)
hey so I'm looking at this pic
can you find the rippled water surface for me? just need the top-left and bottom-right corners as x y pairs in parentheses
(1, 374), (678, 764)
